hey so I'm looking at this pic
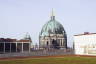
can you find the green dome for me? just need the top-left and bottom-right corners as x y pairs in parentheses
(40, 16), (66, 36)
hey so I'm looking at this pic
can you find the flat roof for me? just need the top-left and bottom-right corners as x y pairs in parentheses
(74, 32), (96, 36)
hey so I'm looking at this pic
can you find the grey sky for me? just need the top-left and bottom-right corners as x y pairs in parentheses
(0, 0), (96, 47)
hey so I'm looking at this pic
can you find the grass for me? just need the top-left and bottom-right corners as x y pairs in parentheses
(0, 56), (96, 64)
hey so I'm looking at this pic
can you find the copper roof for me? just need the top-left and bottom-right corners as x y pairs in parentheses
(17, 39), (31, 42)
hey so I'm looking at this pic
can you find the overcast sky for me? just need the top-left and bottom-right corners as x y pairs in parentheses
(0, 0), (96, 47)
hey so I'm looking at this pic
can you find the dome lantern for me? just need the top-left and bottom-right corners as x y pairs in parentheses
(51, 9), (55, 21)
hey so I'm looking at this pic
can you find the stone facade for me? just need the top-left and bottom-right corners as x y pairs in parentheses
(39, 34), (67, 49)
(0, 38), (31, 53)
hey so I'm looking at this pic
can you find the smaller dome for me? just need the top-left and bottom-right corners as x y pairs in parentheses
(24, 32), (32, 42)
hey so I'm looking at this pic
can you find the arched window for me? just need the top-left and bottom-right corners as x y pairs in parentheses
(46, 41), (49, 46)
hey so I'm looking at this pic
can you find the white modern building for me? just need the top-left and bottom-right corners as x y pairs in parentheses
(74, 32), (96, 55)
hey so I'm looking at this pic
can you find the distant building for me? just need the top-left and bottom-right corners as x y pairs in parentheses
(39, 10), (67, 49)
(74, 32), (96, 55)
(0, 34), (32, 53)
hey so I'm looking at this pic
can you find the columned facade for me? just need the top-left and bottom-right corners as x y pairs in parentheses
(40, 34), (67, 49)
(0, 38), (31, 53)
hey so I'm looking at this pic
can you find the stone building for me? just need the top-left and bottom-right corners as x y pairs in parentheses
(39, 11), (67, 49)
(0, 34), (32, 53)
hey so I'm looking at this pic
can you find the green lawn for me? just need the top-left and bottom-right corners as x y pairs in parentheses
(0, 56), (96, 64)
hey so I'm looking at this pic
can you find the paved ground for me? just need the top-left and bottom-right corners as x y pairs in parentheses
(0, 54), (96, 60)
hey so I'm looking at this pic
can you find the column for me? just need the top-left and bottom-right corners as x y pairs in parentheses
(62, 39), (64, 47)
(49, 38), (50, 49)
(60, 39), (61, 46)
(22, 42), (23, 53)
(29, 42), (31, 53)
(4, 42), (5, 53)
(10, 43), (11, 53)
(16, 42), (17, 52)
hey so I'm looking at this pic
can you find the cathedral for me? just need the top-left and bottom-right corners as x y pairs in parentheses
(39, 10), (67, 49)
